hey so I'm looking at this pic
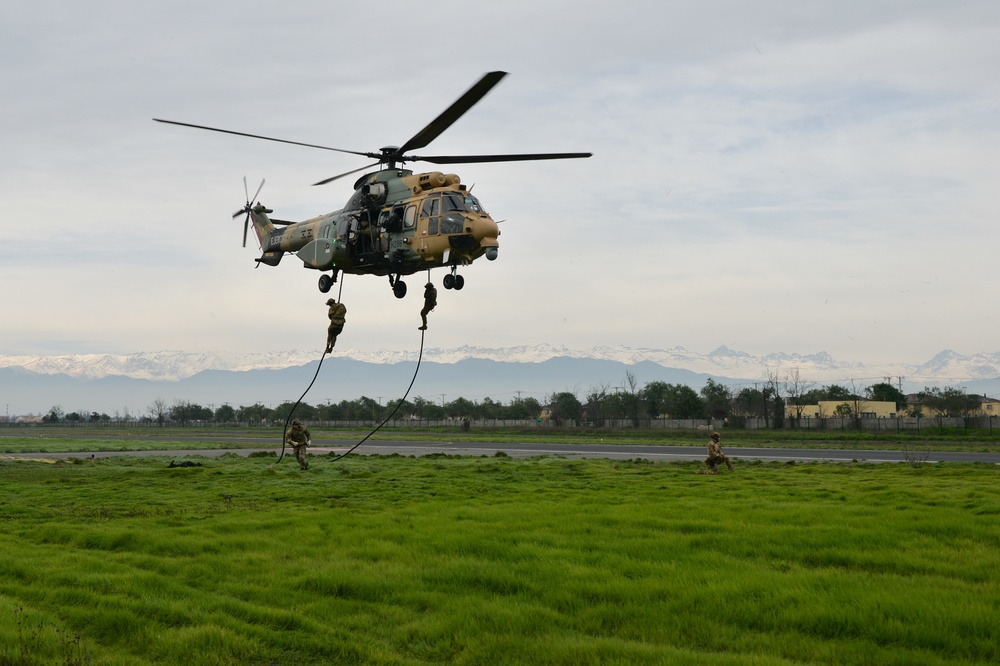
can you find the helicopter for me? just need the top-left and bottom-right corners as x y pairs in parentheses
(155, 71), (590, 298)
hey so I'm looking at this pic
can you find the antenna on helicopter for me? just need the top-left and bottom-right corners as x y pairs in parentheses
(233, 177), (265, 247)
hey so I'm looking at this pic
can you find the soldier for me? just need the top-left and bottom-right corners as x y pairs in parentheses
(325, 298), (347, 353)
(705, 431), (734, 474)
(419, 282), (437, 331)
(285, 418), (311, 470)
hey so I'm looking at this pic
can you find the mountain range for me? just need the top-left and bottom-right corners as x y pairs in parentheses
(2, 346), (999, 417)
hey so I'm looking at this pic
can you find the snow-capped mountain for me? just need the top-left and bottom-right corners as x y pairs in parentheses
(2, 346), (999, 384)
(0, 350), (318, 381)
(4, 346), (1000, 416)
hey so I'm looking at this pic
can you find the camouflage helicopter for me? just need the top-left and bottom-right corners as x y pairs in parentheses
(155, 71), (590, 298)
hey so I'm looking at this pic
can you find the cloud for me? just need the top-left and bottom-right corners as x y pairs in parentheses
(2, 1), (999, 364)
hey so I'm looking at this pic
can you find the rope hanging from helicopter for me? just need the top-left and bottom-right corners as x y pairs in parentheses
(277, 277), (344, 464)
(277, 271), (429, 464)
(326, 323), (425, 463)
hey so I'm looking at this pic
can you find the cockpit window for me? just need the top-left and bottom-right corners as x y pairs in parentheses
(442, 194), (465, 213)
(440, 193), (484, 214)
(464, 196), (484, 213)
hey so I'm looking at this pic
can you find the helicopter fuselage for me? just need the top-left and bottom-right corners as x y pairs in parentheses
(248, 168), (499, 294)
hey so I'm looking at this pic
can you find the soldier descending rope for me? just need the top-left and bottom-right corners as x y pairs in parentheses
(419, 282), (437, 331)
(325, 298), (347, 353)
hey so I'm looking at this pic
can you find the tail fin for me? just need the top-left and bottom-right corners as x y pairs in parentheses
(249, 205), (283, 266)
(249, 205), (277, 246)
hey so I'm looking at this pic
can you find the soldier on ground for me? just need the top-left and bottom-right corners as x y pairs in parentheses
(419, 282), (437, 331)
(285, 418), (311, 470)
(325, 298), (347, 353)
(704, 431), (734, 474)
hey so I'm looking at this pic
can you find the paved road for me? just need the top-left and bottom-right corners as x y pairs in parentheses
(2, 435), (998, 464)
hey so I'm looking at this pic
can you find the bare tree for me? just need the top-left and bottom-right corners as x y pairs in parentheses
(765, 369), (784, 428)
(848, 379), (870, 429)
(586, 382), (612, 427)
(620, 370), (642, 427)
(784, 368), (814, 427)
(148, 398), (169, 427)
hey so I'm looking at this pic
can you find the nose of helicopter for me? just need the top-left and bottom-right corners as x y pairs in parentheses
(471, 215), (499, 250)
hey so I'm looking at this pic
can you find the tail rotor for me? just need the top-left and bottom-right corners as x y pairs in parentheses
(233, 176), (265, 247)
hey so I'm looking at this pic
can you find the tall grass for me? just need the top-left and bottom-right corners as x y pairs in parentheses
(0, 454), (997, 664)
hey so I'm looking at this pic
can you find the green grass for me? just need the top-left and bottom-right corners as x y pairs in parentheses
(0, 453), (998, 664)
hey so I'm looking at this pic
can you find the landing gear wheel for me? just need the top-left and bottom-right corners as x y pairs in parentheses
(443, 273), (455, 290)
(318, 274), (333, 293)
(393, 280), (407, 299)
(454, 274), (465, 290)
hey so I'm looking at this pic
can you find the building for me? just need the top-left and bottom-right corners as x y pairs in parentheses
(785, 400), (897, 420)
(904, 394), (1000, 418)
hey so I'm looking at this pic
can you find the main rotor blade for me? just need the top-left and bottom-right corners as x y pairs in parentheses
(396, 71), (507, 155)
(415, 152), (592, 164)
(153, 118), (376, 158)
(250, 177), (265, 204)
(312, 161), (382, 186)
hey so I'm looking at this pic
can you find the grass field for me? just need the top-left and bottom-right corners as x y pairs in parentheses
(1, 448), (998, 664)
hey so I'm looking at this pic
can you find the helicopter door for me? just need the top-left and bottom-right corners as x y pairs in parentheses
(416, 195), (440, 256)
(421, 195), (440, 235)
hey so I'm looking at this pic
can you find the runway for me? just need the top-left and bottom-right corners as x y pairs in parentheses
(2, 435), (999, 464)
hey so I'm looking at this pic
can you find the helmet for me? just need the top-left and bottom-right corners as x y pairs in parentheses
(326, 298), (335, 305)
(292, 419), (301, 427)
(710, 431), (720, 440)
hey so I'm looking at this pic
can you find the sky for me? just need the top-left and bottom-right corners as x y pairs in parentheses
(2, 1), (998, 366)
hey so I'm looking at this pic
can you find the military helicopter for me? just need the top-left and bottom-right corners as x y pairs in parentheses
(155, 71), (590, 298)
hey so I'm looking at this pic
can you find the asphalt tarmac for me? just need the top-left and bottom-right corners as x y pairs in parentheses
(2, 434), (999, 464)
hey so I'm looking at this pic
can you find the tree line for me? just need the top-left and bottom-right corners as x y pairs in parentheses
(39, 372), (982, 426)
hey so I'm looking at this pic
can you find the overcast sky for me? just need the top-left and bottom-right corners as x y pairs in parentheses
(2, 1), (998, 365)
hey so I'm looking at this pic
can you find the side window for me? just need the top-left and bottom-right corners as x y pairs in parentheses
(381, 206), (404, 232)
(422, 196), (439, 217)
(390, 206), (404, 226)
(422, 195), (440, 235)
(403, 204), (416, 229)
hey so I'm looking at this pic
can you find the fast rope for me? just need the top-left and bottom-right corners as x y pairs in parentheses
(278, 277), (344, 464)
(327, 324), (425, 463)
(277, 271), (429, 464)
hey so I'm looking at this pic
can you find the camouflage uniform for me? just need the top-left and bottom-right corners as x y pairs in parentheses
(285, 419), (311, 470)
(325, 299), (347, 353)
(419, 283), (437, 330)
(705, 432), (734, 473)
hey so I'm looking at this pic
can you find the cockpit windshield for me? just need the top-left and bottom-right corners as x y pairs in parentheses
(442, 193), (486, 214)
